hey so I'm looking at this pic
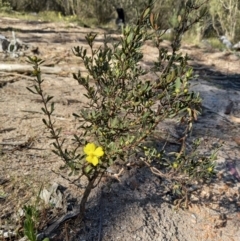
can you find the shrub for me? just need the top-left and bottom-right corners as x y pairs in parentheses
(0, 0), (12, 12)
(27, 0), (216, 231)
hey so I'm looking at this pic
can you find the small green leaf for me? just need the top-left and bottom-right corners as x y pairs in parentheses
(127, 32), (134, 44)
(50, 102), (55, 114)
(46, 95), (54, 103)
(42, 118), (49, 127)
(26, 87), (38, 94)
(41, 107), (47, 114)
(84, 165), (93, 174)
(34, 85), (41, 94)
(43, 238), (50, 241)
(175, 77), (181, 91)
(142, 7), (151, 19)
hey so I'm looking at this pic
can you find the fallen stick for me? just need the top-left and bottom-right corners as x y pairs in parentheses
(0, 63), (86, 75)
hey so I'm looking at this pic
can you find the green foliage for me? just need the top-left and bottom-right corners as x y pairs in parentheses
(23, 187), (49, 241)
(27, 0), (215, 223)
(168, 0), (208, 50)
(209, 0), (238, 40)
(205, 37), (226, 50)
(0, 0), (12, 12)
(23, 205), (38, 241)
(170, 138), (219, 180)
(4, 0), (240, 44)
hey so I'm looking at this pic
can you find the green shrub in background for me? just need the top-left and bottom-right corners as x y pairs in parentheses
(27, 0), (217, 235)
(0, 0), (12, 12)
(3, 0), (240, 43)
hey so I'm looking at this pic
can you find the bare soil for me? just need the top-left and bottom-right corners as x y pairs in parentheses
(0, 16), (240, 241)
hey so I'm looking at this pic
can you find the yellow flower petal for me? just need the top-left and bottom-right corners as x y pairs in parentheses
(84, 143), (104, 166)
(91, 156), (99, 166)
(86, 155), (99, 166)
(86, 155), (93, 163)
(84, 143), (96, 155)
(94, 147), (104, 157)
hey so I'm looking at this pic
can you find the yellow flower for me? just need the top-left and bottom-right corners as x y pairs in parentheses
(207, 167), (213, 172)
(172, 162), (178, 168)
(83, 143), (104, 166)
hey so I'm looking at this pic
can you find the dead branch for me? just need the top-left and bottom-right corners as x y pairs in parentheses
(0, 63), (86, 75)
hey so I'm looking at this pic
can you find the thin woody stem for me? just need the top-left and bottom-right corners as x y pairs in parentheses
(79, 170), (99, 216)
